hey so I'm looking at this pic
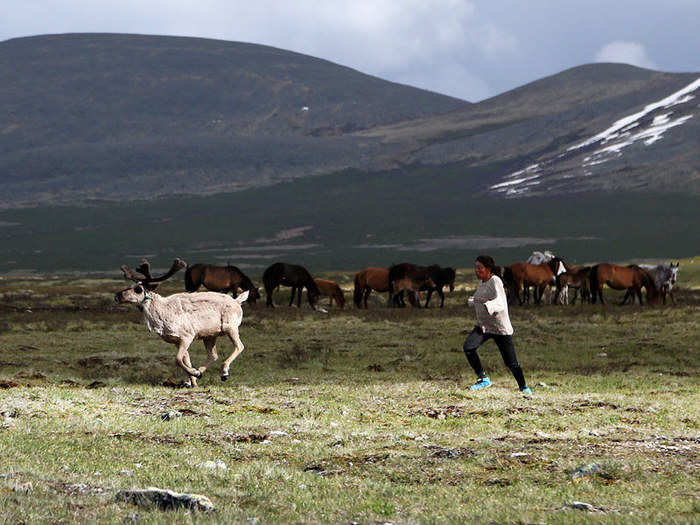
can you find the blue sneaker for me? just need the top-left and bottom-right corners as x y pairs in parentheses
(520, 387), (533, 395)
(470, 376), (492, 391)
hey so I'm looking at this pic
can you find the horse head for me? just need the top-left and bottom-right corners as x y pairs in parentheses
(547, 257), (567, 279)
(669, 262), (680, 284)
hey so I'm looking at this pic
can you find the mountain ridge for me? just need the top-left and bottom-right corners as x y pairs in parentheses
(0, 33), (698, 209)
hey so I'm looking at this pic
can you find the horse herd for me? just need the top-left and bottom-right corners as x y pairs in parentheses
(179, 251), (680, 309)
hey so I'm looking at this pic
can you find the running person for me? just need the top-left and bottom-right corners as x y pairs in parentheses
(464, 255), (532, 394)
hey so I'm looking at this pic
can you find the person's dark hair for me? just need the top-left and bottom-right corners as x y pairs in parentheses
(475, 255), (497, 273)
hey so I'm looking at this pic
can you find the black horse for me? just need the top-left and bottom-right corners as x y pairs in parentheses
(423, 265), (456, 308)
(263, 262), (320, 308)
(184, 263), (260, 303)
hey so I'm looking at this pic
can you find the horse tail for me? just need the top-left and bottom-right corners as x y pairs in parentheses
(502, 266), (514, 302)
(184, 265), (199, 292)
(262, 265), (276, 306)
(353, 272), (364, 308)
(334, 283), (346, 309)
(640, 267), (659, 304)
(589, 264), (600, 302)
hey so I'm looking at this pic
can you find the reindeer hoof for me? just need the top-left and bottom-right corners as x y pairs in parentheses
(221, 374), (229, 382)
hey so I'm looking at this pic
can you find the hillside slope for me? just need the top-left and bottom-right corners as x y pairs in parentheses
(0, 34), (698, 208)
(0, 33), (467, 205)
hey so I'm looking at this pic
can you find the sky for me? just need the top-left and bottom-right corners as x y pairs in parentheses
(2, 0), (699, 102)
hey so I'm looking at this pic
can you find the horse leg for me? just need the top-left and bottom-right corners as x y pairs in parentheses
(594, 285), (605, 305)
(364, 288), (371, 308)
(620, 290), (629, 305)
(438, 287), (445, 308)
(297, 286), (303, 308)
(636, 287), (643, 305)
(533, 284), (546, 304)
(288, 286), (296, 307)
(516, 282), (524, 306)
(265, 280), (275, 308)
(424, 289), (433, 308)
(399, 291), (407, 307)
(411, 291), (420, 308)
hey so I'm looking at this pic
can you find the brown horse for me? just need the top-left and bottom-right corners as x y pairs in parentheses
(353, 267), (391, 308)
(263, 262), (320, 308)
(314, 278), (346, 308)
(590, 263), (658, 305)
(504, 257), (567, 305)
(388, 263), (434, 307)
(555, 266), (591, 305)
(184, 263), (260, 303)
(391, 276), (434, 306)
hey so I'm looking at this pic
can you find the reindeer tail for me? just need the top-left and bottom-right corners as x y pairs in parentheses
(235, 290), (250, 304)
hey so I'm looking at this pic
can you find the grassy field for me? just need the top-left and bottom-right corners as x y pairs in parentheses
(0, 259), (698, 523)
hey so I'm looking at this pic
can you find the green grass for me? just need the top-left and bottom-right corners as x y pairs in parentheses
(0, 260), (698, 523)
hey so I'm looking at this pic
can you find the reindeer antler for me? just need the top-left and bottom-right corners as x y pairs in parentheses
(121, 258), (187, 283)
(136, 260), (152, 280)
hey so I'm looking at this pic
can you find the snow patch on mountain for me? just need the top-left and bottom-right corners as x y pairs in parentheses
(490, 77), (699, 197)
(568, 77), (699, 152)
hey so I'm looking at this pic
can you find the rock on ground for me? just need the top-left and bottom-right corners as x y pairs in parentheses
(115, 487), (215, 512)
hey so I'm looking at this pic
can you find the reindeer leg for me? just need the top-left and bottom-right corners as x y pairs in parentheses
(221, 328), (245, 381)
(176, 337), (201, 381)
(197, 336), (218, 377)
(182, 350), (197, 387)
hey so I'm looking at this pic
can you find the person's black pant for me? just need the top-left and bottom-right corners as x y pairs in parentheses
(463, 326), (527, 389)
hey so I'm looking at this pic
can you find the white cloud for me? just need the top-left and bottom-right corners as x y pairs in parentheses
(0, 0), (521, 100)
(594, 40), (657, 69)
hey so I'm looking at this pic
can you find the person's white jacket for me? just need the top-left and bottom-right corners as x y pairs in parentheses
(468, 275), (513, 335)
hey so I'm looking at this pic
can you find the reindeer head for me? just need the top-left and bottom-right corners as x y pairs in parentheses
(115, 258), (187, 304)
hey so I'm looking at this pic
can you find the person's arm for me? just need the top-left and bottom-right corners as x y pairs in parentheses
(483, 278), (507, 315)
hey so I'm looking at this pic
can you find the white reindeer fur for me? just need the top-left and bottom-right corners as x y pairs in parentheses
(118, 286), (248, 385)
(140, 291), (246, 343)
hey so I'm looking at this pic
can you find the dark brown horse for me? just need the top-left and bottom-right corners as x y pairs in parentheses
(184, 263), (260, 303)
(314, 278), (345, 308)
(590, 263), (658, 305)
(555, 266), (591, 305)
(388, 263), (434, 307)
(503, 257), (567, 305)
(353, 267), (392, 308)
(263, 262), (320, 308)
(423, 265), (456, 308)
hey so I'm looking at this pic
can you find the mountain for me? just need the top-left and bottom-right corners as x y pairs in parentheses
(0, 34), (698, 273)
(0, 33), (467, 206)
(2, 34), (699, 210)
(358, 63), (700, 195)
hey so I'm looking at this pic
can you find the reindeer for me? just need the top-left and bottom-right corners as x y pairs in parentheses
(115, 258), (248, 386)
